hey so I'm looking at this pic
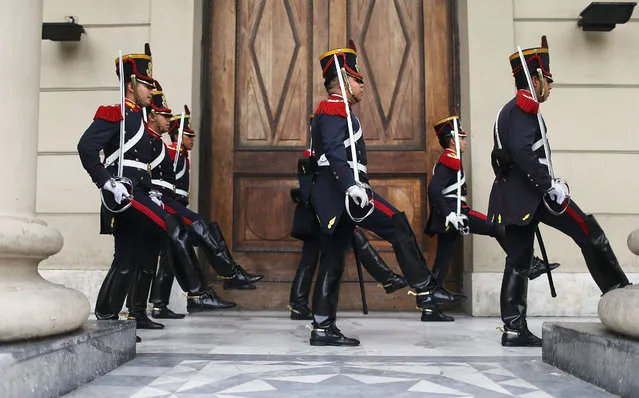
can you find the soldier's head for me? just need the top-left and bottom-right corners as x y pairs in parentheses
(319, 40), (364, 103)
(169, 105), (196, 151)
(146, 80), (172, 133)
(115, 43), (155, 107)
(510, 35), (553, 102)
(433, 115), (467, 153)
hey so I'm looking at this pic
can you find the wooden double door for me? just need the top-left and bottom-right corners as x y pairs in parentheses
(203, 0), (459, 309)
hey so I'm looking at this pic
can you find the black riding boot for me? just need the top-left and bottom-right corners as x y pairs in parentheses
(149, 246), (185, 319)
(165, 215), (237, 312)
(95, 229), (140, 320)
(289, 239), (320, 320)
(528, 256), (560, 281)
(391, 212), (466, 310)
(189, 220), (259, 290)
(353, 229), (408, 294)
(500, 267), (541, 347)
(208, 221), (264, 286)
(310, 236), (359, 347)
(581, 214), (630, 294)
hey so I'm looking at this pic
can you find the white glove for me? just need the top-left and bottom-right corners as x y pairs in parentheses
(547, 179), (567, 205)
(445, 212), (468, 231)
(346, 185), (369, 208)
(149, 191), (164, 208)
(102, 180), (130, 205)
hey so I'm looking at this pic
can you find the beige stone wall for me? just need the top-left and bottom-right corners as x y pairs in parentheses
(38, 0), (201, 277)
(460, 0), (639, 315)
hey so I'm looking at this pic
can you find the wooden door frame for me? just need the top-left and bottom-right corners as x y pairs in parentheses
(198, 0), (465, 290)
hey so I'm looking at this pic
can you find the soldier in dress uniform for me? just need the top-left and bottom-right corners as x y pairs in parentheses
(289, 159), (407, 319)
(148, 105), (264, 318)
(488, 36), (631, 346)
(125, 83), (244, 325)
(424, 115), (559, 322)
(304, 42), (466, 346)
(77, 44), (223, 339)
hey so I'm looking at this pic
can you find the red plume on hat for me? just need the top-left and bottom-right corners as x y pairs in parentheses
(348, 39), (357, 52)
(184, 104), (191, 115)
(145, 43), (152, 56)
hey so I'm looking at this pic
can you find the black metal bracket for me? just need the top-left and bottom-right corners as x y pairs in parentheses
(578, 2), (636, 32)
(42, 17), (85, 41)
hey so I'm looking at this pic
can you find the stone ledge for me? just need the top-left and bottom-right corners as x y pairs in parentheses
(0, 320), (136, 398)
(542, 321), (639, 397)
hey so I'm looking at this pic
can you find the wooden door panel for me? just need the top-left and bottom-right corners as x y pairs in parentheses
(237, 0), (311, 148)
(207, 0), (457, 310)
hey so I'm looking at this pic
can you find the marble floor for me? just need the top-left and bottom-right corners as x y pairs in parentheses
(63, 311), (616, 398)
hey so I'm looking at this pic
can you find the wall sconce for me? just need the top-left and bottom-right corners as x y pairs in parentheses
(578, 2), (636, 31)
(42, 16), (85, 41)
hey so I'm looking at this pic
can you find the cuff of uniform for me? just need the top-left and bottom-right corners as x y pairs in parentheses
(94, 168), (112, 190)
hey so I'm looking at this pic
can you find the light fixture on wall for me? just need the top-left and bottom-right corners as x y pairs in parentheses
(578, 1), (636, 31)
(42, 16), (84, 41)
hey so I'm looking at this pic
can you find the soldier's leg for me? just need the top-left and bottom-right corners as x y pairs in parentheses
(163, 197), (261, 290)
(310, 218), (359, 346)
(149, 245), (185, 319)
(127, 234), (165, 329)
(289, 237), (321, 320)
(468, 208), (560, 280)
(357, 193), (465, 309)
(537, 200), (629, 293)
(95, 221), (141, 320)
(352, 228), (407, 294)
(499, 222), (541, 347)
(208, 221), (264, 284)
(422, 231), (458, 322)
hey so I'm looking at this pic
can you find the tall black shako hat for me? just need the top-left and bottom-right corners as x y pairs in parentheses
(169, 105), (196, 139)
(509, 35), (553, 83)
(147, 80), (172, 116)
(319, 40), (364, 88)
(115, 43), (155, 87)
(433, 115), (466, 138)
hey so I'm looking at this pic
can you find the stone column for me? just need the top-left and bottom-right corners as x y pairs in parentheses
(0, 1), (89, 342)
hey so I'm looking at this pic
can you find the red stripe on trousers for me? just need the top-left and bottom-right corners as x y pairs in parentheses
(468, 209), (487, 220)
(131, 200), (167, 230)
(163, 204), (192, 225)
(373, 199), (395, 217)
(564, 204), (588, 236)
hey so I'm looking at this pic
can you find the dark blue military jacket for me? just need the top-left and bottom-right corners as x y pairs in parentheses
(148, 128), (177, 198)
(78, 99), (153, 191)
(488, 90), (553, 227)
(426, 149), (468, 235)
(167, 143), (189, 205)
(308, 94), (368, 234)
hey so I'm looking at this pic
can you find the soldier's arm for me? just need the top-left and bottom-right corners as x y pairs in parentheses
(508, 109), (552, 193)
(318, 115), (357, 191)
(77, 118), (118, 189)
(428, 164), (456, 216)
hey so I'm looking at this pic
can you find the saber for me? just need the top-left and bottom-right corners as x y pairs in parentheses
(352, 236), (368, 315)
(117, 50), (126, 179)
(173, 112), (185, 172)
(516, 46), (569, 215)
(535, 226), (557, 297)
(452, 118), (469, 235)
(333, 53), (374, 222)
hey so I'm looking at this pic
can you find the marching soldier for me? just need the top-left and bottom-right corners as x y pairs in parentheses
(148, 105), (263, 318)
(126, 83), (241, 326)
(488, 36), (630, 346)
(304, 41), (465, 347)
(289, 188), (408, 320)
(424, 115), (559, 322)
(77, 44), (223, 339)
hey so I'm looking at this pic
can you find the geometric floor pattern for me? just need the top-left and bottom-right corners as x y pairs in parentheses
(63, 311), (616, 398)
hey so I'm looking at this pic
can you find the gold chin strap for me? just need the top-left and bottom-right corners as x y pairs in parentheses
(536, 68), (545, 100)
(150, 111), (164, 133)
(341, 69), (360, 103)
(130, 74), (143, 106)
